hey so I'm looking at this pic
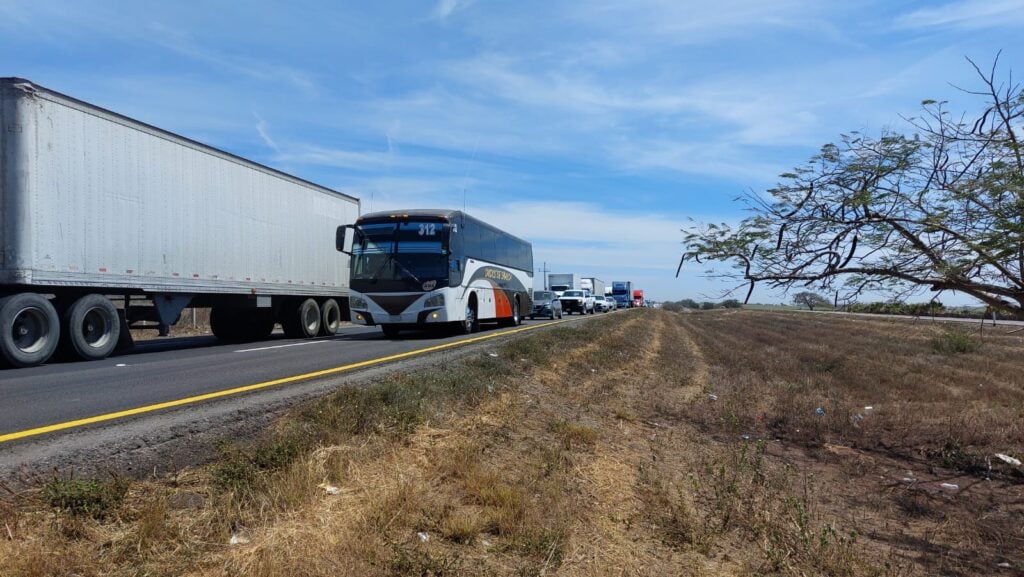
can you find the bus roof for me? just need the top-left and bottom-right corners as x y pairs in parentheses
(356, 209), (531, 247)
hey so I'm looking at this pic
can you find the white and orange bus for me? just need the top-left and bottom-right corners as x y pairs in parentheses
(337, 210), (533, 338)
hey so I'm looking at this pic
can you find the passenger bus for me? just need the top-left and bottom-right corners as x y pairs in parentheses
(337, 210), (533, 337)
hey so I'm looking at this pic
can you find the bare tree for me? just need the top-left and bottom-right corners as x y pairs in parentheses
(678, 56), (1024, 314)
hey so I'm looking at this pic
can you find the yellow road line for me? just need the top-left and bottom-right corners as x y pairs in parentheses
(0, 320), (570, 444)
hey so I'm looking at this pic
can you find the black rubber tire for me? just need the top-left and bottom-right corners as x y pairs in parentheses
(0, 293), (60, 368)
(319, 299), (342, 336)
(61, 294), (120, 361)
(282, 298), (321, 338)
(500, 297), (521, 327)
(456, 298), (479, 334)
(247, 313), (276, 340)
(381, 324), (401, 339)
(210, 306), (246, 343)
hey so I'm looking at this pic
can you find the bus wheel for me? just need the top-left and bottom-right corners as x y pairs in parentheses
(62, 294), (120, 361)
(511, 298), (521, 326)
(458, 300), (479, 334)
(0, 293), (60, 367)
(381, 324), (400, 339)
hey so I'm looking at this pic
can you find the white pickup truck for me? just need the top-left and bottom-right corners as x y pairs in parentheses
(560, 289), (595, 315)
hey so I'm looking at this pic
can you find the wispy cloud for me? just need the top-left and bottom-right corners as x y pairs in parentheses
(145, 22), (319, 96)
(897, 0), (1024, 30)
(432, 0), (474, 21)
(252, 112), (280, 153)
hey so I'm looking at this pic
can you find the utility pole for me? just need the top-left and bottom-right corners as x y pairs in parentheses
(537, 261), (551, 290)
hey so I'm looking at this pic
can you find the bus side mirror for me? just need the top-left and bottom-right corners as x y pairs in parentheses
(336, 225), (354, 254)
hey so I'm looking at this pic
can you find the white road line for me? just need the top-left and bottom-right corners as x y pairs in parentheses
(234, 341), (332, 353)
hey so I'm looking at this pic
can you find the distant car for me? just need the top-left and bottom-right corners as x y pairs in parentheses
(602, 296), (617, 311)
(530, 290), (563, 319)
(594, 296), (613, 312)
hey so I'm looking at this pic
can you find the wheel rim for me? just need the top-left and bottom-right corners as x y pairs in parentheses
(80, 307), (113, 349)
(464, 305), (475, 332)
(303, 305), (319, 333)
(12, 306), (50, 354)
(513, 301), (519, 324)
(325, 305), (340, 331)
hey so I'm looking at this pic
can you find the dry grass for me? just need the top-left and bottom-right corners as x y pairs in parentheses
(2, 309), (1021, 576)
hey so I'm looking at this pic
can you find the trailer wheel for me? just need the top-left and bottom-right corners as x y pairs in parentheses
(319, 299), (342, 336)
(211, 307), (244, 342)
(0, 293), (60, 368)
(62, 294), (120, 361)
(247, 313), (275, 340)
(282, 298), (321, 338)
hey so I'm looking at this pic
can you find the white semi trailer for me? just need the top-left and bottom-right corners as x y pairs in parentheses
(0, 78), (360, 367)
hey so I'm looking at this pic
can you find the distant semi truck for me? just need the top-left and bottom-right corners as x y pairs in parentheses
(611, 281), (633, 308)
(581, 277), (605, 300)
(548, 273), (580, 296)
(633, 289), (645, 308)
(0, 78), (360, 367)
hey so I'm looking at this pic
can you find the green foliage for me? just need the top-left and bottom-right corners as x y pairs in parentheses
(42, 477), (129, 518)
(931, 329), (980, 355)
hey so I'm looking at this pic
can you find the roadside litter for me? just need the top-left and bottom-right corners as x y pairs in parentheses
(995, 453), (1021, 467)
(708, 394), (718, 401)
(417, 532), (430, 542)
(318, 483), (340, 495)
(229, 533), (251, 545)
(939, 483), (959, 491)
(814, 407), (825, 416)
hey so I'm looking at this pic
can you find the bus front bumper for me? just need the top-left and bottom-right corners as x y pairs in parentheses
(350, 308), (449, 327)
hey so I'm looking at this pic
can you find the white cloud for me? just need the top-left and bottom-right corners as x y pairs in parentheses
(252, 112), (280, 153)
(432, 0), (474, 21)
(897, 0), (1024, 29)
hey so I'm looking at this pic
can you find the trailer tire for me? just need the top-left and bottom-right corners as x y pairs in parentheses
(247, 313), (276, 340)
(210, 307), (245, 343)
(319, 299), (342, 336)
(282, 298), (321, 338)
(62, 294), (120, 361)
(0, 293), (60, 368)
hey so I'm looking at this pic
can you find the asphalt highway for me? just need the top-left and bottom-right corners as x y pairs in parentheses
(0, 318), (570, 446)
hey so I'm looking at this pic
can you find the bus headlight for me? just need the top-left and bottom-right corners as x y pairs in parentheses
(424, 293), (444, 308)
(350, 295), (367, 309)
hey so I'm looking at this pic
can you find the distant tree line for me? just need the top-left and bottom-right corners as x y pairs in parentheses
(843, 300), (1022, 320)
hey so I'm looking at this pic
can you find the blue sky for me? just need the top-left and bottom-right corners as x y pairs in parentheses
(2, 0), (1022, 303)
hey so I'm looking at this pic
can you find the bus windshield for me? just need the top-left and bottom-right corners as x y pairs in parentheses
(351, 221), (449, 282)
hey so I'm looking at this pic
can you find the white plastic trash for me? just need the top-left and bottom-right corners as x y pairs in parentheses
(995, 453), (1022, 467)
